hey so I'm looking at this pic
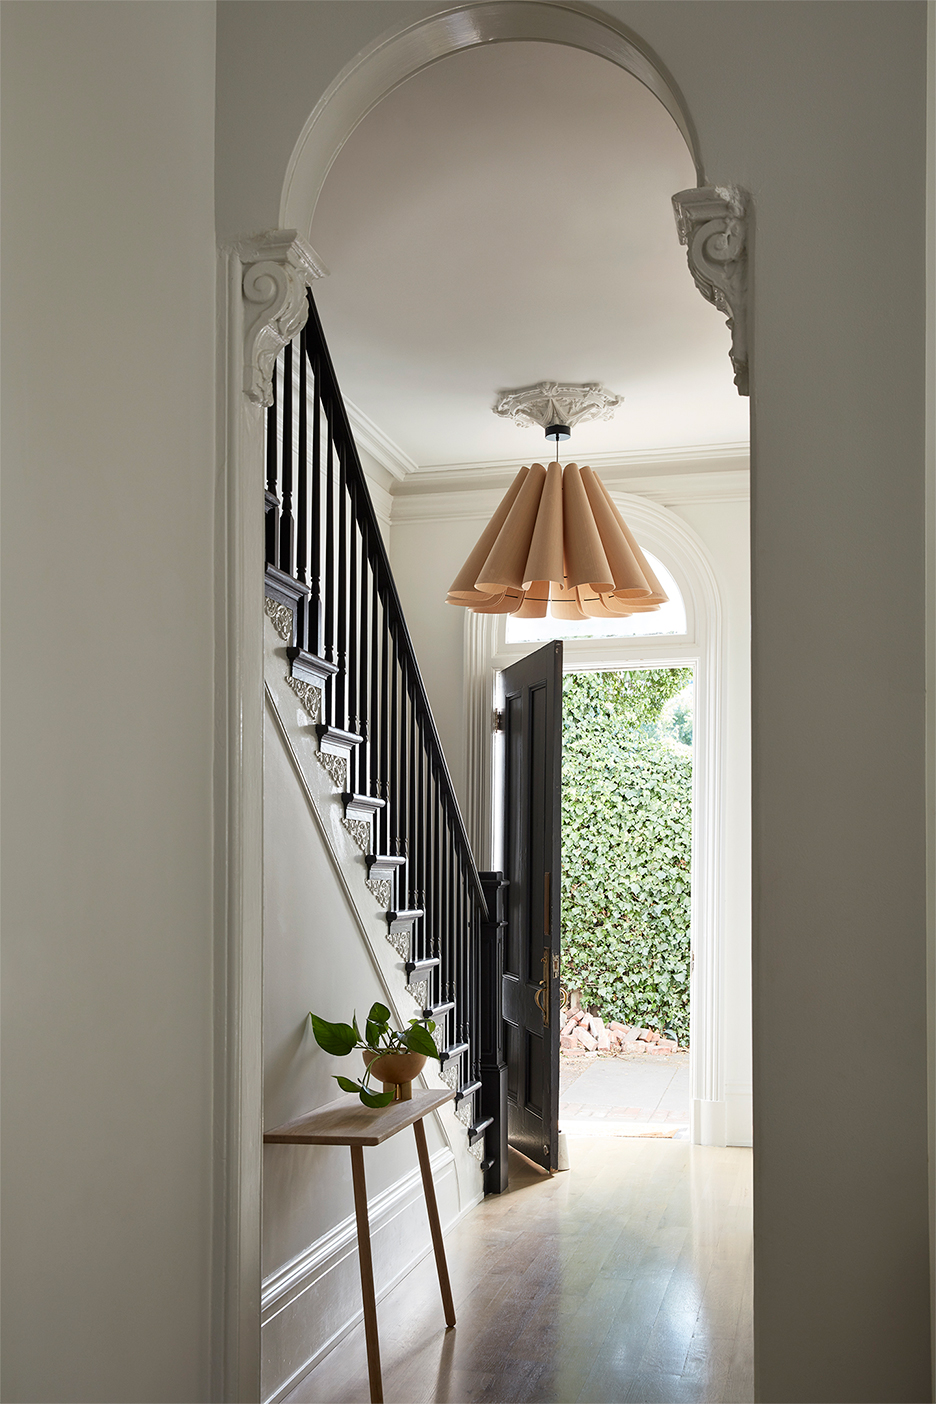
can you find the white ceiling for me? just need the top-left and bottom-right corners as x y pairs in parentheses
(310, 41), (749, 473)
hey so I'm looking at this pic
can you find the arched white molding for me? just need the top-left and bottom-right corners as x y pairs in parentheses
(467, 495), (730, 1146)
(280, 1), (703, 237)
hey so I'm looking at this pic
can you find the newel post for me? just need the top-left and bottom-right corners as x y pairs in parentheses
(479, 871), (509, 1193)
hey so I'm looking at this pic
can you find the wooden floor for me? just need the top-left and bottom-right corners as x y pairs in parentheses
(285, 1137), (753, 1404)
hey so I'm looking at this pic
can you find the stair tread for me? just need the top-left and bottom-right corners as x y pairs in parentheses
(387, 909), (424, 923)
(405, 955), (440, 971)
(343, 792), (386, 813)
(287, 645), (338, 681)
(424, 1000), (456, 1018)
(317, 723), (363, 749)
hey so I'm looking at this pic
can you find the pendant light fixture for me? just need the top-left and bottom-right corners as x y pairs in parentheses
(446, 384), (667, 620)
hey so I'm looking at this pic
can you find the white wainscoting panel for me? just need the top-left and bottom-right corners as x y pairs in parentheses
(261, 1148), (459, 1404)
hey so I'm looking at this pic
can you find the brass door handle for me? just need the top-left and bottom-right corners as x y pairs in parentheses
(535, 947), (550, 1027)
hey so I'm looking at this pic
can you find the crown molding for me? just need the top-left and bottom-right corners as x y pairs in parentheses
(393, 441), (749, 497)
(391, 469), (749, 524)
(346, 399), (418, 480)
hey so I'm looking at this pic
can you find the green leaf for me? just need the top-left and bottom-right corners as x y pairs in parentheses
(360, 1088), (395, 1108)
(367, 1002), (391, 1025)
(335, 1075), (362, 1093)
(309, 1013), (358, 1057)
(403, 1024), (440, 1059)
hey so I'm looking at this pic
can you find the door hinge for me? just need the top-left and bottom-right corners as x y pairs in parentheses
(493, 709), (504, 733)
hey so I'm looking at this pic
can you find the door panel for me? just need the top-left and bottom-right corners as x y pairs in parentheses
(499, 641), (562, 1172)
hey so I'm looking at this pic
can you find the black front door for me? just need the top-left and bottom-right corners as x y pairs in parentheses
(500, 641), (563, 1173)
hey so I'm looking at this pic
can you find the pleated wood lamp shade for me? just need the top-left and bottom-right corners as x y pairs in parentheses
(446, 461), (667, 620)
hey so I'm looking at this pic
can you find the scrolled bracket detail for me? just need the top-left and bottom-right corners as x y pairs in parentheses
(672, 186), (750, 396)
(237, 230), (328, 407)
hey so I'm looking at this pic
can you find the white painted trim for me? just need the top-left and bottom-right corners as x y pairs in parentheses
(393, 470), (749, 525)
(345, 397), (418, 480)
(263, 672), (469, 1172)
(281, 2), (703, 239)
(262, 1146), (454, 1313)
(473, 496), (730, 1146)
(404, 441), (750, 487)
(213, 248), (266, 1403)
(463, 613), (499, 869)
(924, 1), (935, 1376)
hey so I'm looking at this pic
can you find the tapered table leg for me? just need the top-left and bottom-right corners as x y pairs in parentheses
(349, 1145), (383, 1403)
(413, 1117), (456, 1327)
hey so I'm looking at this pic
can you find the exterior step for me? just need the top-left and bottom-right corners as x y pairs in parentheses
(455, 1079), (482, 1105)
(289, 646), (338, 688)
(439, 1040), (469, 1065)
(405, 956), (439, 981)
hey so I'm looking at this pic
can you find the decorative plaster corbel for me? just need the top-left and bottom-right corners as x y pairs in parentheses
(672, 186), (750, 396)
(237, 230), (328, 407)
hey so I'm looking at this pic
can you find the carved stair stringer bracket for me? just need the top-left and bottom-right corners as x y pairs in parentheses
(672, 186), (750, 396)
(237, 230), (329, 407)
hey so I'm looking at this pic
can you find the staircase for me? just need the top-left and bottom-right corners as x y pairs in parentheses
(262, 291), (490, 1158)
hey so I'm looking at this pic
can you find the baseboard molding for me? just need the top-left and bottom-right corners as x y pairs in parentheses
(261, 1150), (482, 1404)
(725, 1082), (753, 1148)
(692, 1097), (726, 1146)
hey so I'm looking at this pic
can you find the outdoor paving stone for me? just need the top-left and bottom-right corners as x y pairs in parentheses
(559, 1051), (690, 1126)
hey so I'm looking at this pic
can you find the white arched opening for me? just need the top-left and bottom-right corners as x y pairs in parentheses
(464, 493), (729, 1146)
(223, 9), (743, 1395)
(280, 1), (702, 239)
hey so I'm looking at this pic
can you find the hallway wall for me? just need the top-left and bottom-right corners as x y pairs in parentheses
(1, 3), (218, 1400)
(215, 3), (933, 1399)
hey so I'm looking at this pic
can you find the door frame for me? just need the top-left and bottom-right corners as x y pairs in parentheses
(465, 492), (732, 1147)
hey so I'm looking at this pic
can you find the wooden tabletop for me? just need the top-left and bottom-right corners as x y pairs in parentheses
(263, 1088), (456, 1146)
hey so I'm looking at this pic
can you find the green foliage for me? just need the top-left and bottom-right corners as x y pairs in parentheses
(561, 669), (693, 1045)
(308, 1001), (439, 1106)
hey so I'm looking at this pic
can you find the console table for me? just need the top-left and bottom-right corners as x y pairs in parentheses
(264, 1087), (457, 1403)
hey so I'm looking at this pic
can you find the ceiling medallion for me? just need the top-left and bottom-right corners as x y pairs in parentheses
(493, 382), (623, 436)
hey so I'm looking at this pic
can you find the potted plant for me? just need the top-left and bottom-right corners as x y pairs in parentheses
(309, 1000), (441, 1106)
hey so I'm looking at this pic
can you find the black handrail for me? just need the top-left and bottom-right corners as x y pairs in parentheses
(264, 290), (486, 1108)
(299, 292), (485, 906)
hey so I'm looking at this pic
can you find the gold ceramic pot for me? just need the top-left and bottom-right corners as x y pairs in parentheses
(363, 1050), (427, 1102)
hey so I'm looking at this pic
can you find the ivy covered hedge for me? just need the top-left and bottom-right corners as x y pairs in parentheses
(561, 669), (693, 1046)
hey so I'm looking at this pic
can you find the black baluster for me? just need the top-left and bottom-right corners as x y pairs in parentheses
(356, 523), (370, 800)
(335, 440), (348, 732)
(323, 413), (336, 725)
(296, 330), (308, 648)
(388, 629), (400, 855)
(265, 374), (279, 569)
(347, 487), (359, 774)
(378, 591), (390, 855)
(371, 568), (382, 819)
(309, 347), (322, 655)
(278, 339), (295, 578)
